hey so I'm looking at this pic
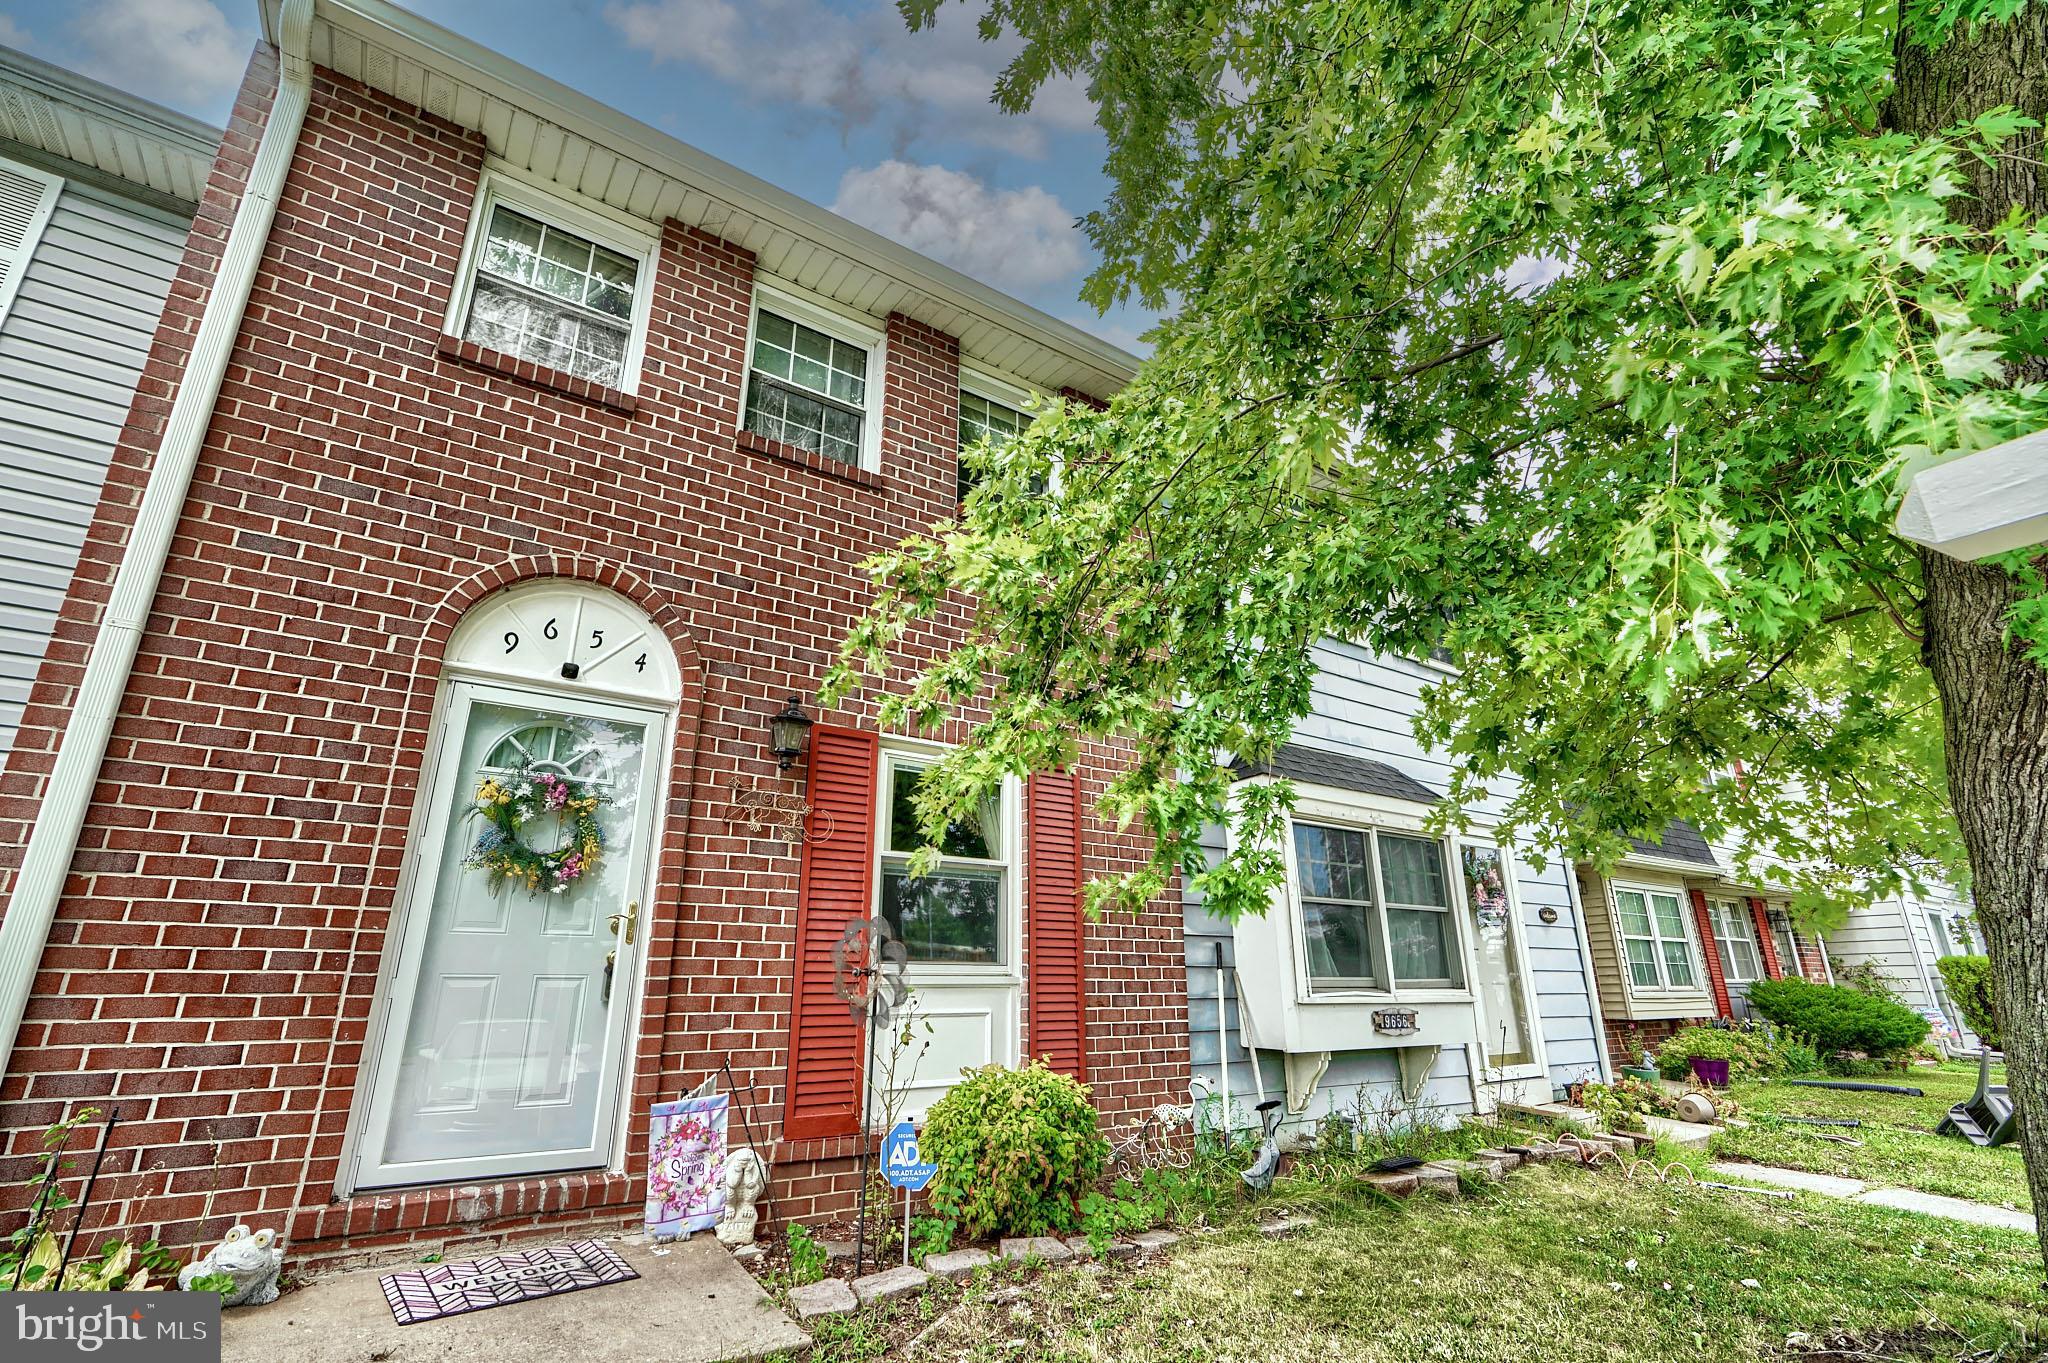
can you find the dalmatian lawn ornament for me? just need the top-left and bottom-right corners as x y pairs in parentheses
(178, 1224), (286, 1306)
(715, 1147), (771, 1248)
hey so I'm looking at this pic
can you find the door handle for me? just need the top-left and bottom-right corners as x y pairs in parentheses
(608, 902), (639, 947)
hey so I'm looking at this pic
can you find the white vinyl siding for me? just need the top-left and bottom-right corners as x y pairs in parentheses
(0, 173), (188, 764)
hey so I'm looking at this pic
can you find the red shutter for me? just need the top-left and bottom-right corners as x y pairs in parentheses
(1689, 888), (1734, 1019)
(782, 725), (879, 1140)
(1026, 771), (1088, 1080)
(1748, 896), (1784, 979)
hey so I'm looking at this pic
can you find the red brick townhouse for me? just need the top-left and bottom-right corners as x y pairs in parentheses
(0, 0), (1188, 1268)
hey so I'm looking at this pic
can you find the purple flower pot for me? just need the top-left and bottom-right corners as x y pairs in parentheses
(1690, 1057), (1731, 1088)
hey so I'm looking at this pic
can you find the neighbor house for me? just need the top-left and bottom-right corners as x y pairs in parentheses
(0, 47), (219, 763)
(1574, 824), (1836, 1064)
(1824, 882), (1980, 1046)
(0, 0), (1186, 1270)
(1184, 639), (1610, 1141)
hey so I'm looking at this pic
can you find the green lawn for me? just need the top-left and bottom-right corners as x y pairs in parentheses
(1712, 1061), (2029, 1209)
(793, 1164), (2044, 1363)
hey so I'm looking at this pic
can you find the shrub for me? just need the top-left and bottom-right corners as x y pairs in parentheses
(922, 1060), (1109, 1240)
(1655, 1026), (1747, 1080)
(1937, 955), (2001, 1049)
(1745, 976), (1929, 1059)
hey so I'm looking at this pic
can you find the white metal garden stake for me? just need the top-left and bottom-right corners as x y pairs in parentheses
(902, 1186), (911, 1267)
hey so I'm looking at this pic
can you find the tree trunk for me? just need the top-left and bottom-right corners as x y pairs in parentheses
(1886, 1), (2048, 1274)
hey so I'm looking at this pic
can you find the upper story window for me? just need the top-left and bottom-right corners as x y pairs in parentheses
(449, 174), (655, 391)
(1614, 885), (1699, 991)
(743, 288), (885, 470)
(957, 389), (1028, 502)
(878, 758), (1009, 966)
(1293, 821), (1462, 992)
(1708, 897), (1763, 983)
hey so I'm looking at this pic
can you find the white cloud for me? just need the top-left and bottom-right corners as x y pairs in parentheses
(832, 160), (1083, 292)
(67, 0), (249, 111)
(603, 0), (1092, 157)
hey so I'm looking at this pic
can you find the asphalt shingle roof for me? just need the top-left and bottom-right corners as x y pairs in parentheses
(1627, 818), (1720, 870)
(1230, 743), (1442, 806)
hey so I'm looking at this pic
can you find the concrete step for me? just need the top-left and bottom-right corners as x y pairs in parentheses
(220, 1235), (808, 1363)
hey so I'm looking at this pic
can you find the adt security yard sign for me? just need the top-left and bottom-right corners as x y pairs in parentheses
(883, 1120), (935, 1190)
(882, 1120), (937, 1266)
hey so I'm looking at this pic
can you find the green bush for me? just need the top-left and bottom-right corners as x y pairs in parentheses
(1654, 1026), (1747, 1080)
(1745, 976), (1929, 1059)
(922, 1060), (1109, 1240)
(1937, 955), (2001, 1049)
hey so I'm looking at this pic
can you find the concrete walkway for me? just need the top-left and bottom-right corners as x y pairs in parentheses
(222, 1235), (809, 1363)
(1709, 1161), (2035, 1233)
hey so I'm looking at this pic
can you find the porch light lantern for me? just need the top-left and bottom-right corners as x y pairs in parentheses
(768, 695), (814, 771)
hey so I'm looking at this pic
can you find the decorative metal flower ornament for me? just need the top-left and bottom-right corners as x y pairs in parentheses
(831, 916), (909, 1025)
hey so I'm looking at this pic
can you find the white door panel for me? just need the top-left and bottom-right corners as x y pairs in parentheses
(354, 682), (663, 1188)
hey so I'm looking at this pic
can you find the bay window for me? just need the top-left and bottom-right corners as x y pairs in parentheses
(1293, 821), (1462, 992)
(1614, 885), (1699, 990)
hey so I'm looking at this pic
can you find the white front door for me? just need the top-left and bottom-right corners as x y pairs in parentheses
(1457, 842), (1550, 1108)
(354, 681), (662, 1188)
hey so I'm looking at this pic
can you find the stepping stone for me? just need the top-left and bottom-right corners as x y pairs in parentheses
(730, 1244), (765, 1267)
(1128, 1230), (1180, 1252)
(790, 1277), (858, 1320)
(1463, 1152), (1508, 1179)
(1415, 1162), (1465, 1195)
(1062, 1235), (1096, 1259)
(1474, 1147), (1523, 1172)
(852, 1265), (930, 1306)
(1641, 1115), (1717, 1151)
(999, 1236), (1073, 1265)
(1259, 1216), (1312, 1239)
(924, 1248), (993, 1280)
(1359, 1170), (1420, 1198)
(822, 1239), (857, 1263)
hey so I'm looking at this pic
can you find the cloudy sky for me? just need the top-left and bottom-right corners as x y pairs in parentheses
(0, 0), (1156, 352)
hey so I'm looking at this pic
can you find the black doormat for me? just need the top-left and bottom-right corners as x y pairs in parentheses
(379, 1239), (638, 1325)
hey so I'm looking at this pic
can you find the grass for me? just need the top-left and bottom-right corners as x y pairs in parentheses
(790, 1163), (2045, 1363)
(1712, 1061), (2029, 1210)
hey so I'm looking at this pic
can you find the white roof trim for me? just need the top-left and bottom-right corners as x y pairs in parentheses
(0, 45), (220, 207)
(259, 0), (1140, 399)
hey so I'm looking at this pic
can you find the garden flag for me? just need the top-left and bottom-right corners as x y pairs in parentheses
(645, 1092), (729, 1238)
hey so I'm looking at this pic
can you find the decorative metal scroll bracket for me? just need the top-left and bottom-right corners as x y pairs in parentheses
(724, 778), (830, 845)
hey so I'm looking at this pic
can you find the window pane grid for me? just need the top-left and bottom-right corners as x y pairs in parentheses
(1711, 899), (1762, 983)
(1616, 887), (1697, 990)
(751, 310), (867, 406)
(958, 390), (1029, 502)
(1294, 822), (1459, 991)
(464, 203), (637, 387)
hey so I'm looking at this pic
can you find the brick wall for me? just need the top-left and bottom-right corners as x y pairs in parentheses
(0, 58), (1186, 1266)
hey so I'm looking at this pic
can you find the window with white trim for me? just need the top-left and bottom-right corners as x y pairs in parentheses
(878, 757), (1009, 966)
(957, 389), (1028, 502)
(1613, 885), (1699, 990)
(1709, 897), (1763, 983)
(450, 177), (654, 390)
(1293, 821), (1462, 991)
(743, 293), (883, 468)
(1926, 910), (1960, 959)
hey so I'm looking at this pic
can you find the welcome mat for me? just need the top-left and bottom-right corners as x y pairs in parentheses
(380, 1240), (638, 1325)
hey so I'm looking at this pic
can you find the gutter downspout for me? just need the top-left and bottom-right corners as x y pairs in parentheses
(0, 0), (316, 1083)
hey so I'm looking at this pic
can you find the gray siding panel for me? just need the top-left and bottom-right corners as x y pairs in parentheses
(0, 180), (186, 761)
(1181, 639), (1605, 1131)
